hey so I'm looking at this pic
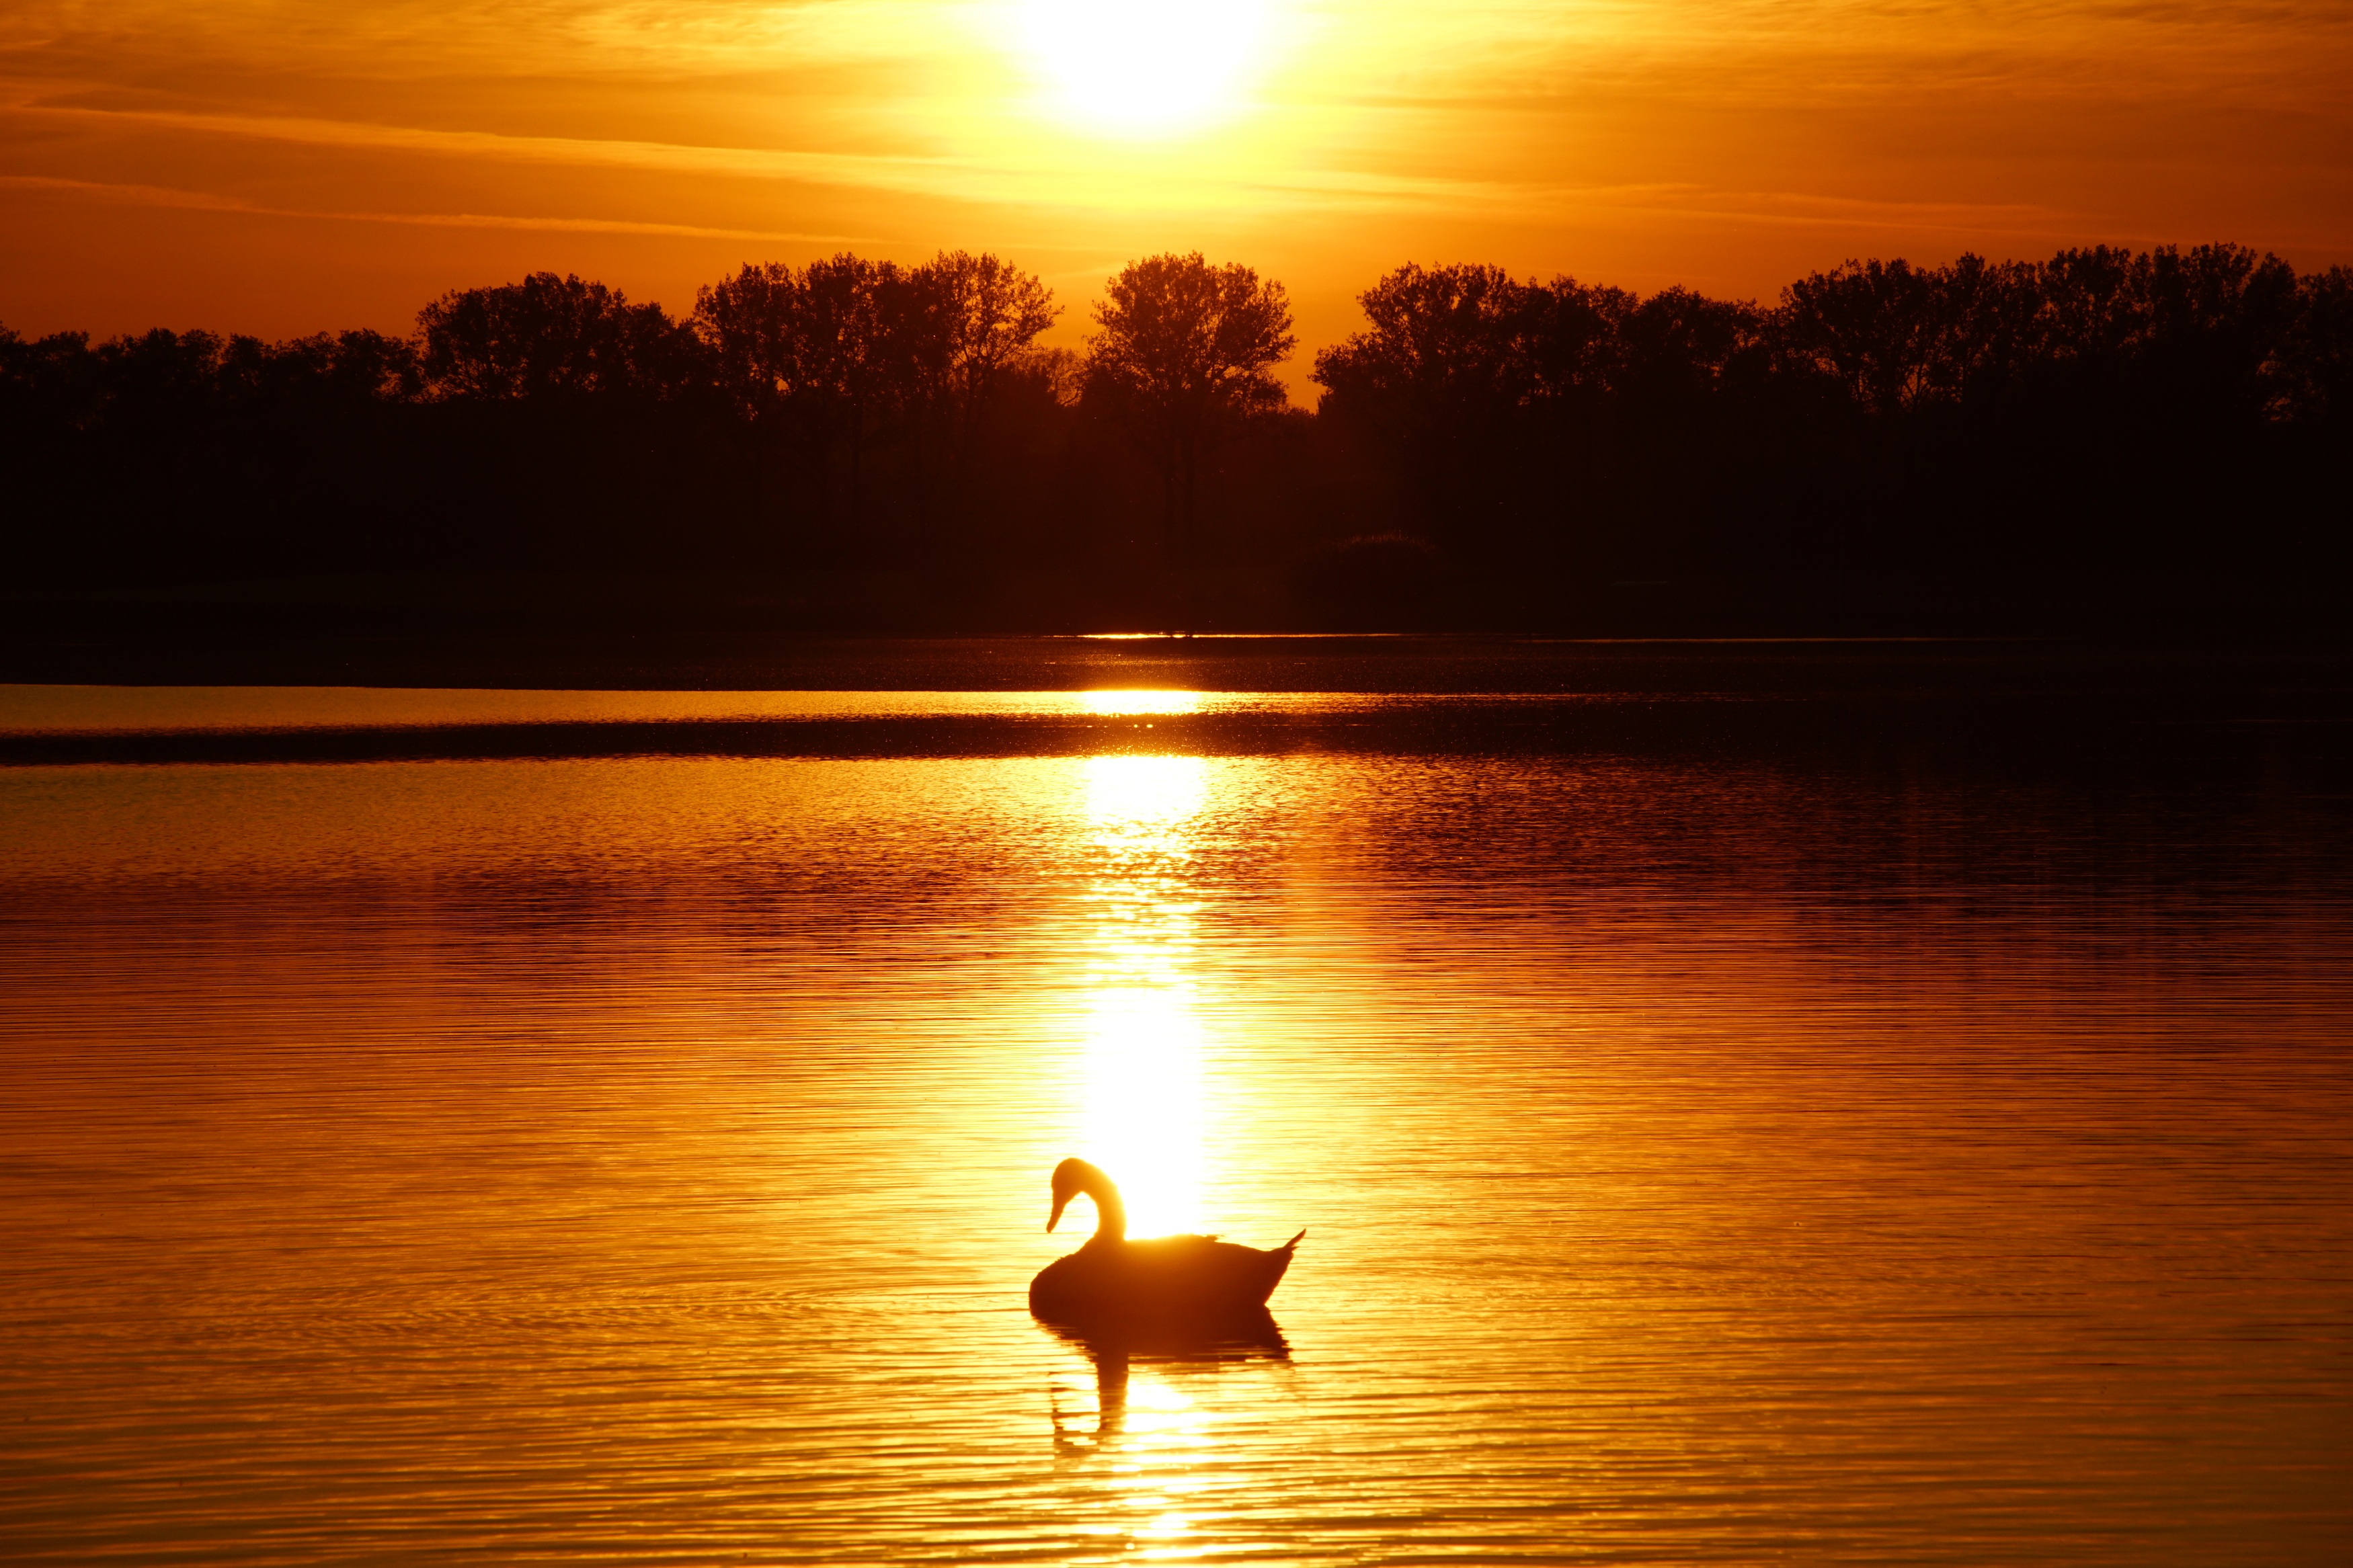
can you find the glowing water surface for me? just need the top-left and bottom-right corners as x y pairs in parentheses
(1, 688), (2348, 1563)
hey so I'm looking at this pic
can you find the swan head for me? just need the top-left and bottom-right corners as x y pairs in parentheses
(1047, 1156), (1111, 1233)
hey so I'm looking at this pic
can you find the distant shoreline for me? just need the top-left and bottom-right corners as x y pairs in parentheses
(6, 626), (2351, 740)
(8, 565), (2350, 694)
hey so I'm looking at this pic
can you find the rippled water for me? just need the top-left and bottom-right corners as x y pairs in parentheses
(2, 677), (2348, 1563)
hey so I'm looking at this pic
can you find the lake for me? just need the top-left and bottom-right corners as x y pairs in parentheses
(3, 651), (2349, 1564)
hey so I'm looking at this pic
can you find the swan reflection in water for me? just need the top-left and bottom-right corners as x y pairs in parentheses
(1043, 1311), (1292, 1458)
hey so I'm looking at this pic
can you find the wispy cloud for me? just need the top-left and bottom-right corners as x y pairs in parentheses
(1, 172), (872, 243)
(1, 94), (1560, 217)
(4, 97), (967, 190)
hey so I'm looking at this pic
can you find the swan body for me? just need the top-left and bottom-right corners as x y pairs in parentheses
(1029, 1157), (1302, 1327)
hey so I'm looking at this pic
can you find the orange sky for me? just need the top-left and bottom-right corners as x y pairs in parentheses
(5, 0), (2349, 387)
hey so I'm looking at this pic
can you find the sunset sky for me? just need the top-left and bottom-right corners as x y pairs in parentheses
(5, 0), (2349, 380)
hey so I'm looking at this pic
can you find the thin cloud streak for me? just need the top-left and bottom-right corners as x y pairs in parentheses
(0, 174), (872, 244)
(4, 98), (971, 192)
(0, 97), (2117, 237)
(1, 95), (1542, 218)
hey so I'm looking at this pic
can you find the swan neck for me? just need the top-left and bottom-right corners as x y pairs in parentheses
(1084, 1169), (1127, 1243)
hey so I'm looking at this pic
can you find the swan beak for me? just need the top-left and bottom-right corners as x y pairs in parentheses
(1047, 1193), (1069, 1233)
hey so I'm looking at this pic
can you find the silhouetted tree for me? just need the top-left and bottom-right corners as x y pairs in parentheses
(1922, 255), (2044, 403)
(1610, 288), (1765, 401)
(1315, 264), (1541, 405)
(696, 255), (916, 541)
(1312, 264), (1546, 556)
(698, 257), (856, 536)
(1083, 253), (1295, 563)
(2139, 243), (2301, 423)
(695, 251), (1058, 552)
(1776, 257), (1948, 416)
(1316, 266), (1762, 566)
(2275, 265), (2353, 427)
(1314, 265), (1541, 419)
(920, 249), (1060, 477)
(418, 272), (699, 401)
(413, 274), (731, 569)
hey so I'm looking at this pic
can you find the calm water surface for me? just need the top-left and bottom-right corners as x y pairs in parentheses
(2, 680), (2348, 1563)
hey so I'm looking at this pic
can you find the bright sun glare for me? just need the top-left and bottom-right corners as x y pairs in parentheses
(1014, 0), (1273, 135)
(1075, 753), (1212, 1237)
(1076, 689), (1203, 717)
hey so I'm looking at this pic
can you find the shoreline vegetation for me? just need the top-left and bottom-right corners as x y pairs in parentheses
(5, 245), (2348, 671)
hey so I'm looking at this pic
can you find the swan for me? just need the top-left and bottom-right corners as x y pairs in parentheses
(1029, 1157), (1303, 1328)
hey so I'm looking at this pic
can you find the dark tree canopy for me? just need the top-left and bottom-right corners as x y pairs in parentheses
(418, 272), (699, 401)
(1771, 244), (2303, 420)
(1313, 263), (1544, 419)
(1084, 252), (1295, 560)
(1306, 245), (2353, 587)
(2277, 265), (2353, 425)
(925, 249), (1060, 414)
(694, 252), (1055, 418)
(693, 251), (1058, 538)
(1778, 257), (1952, 415)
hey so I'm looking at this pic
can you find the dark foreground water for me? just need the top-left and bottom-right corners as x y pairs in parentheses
(3, 665), (2349, 1563)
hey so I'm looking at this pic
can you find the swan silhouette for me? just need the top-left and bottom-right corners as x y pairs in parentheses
(1029, 1157), (1303, 1328)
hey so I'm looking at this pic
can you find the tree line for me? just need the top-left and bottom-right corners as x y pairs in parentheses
(4, 244), (2346, 628)
(1314, 248), (2349, 590)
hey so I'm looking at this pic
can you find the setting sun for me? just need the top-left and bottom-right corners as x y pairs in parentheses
(1011, 0), (1277, 135)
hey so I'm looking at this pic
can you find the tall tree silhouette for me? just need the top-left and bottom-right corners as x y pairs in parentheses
(696, 251), (1057, 543)
(696, 255), (913, 535)
(2276, 266), (2353, 427)
(919, 249), (1060, 477)
(1776, 258), (1948, 416)
(1083, 252), (1294, 563)
(1315, 265), (1694, 561)
(1314, 264), (1542, 415)
(802, 255), (924, 531)
(417, 272), (697, 401)
(1311, 263), (1544, 556)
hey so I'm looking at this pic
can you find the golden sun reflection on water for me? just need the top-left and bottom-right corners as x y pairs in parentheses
(3, 707), (2349, 1563)
(1045, 749), (1239, 1561)
(1067, 752), (1212, 1241)
(1074, 689), (1205, 717)
(1050, 1351), (1226, 1552)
